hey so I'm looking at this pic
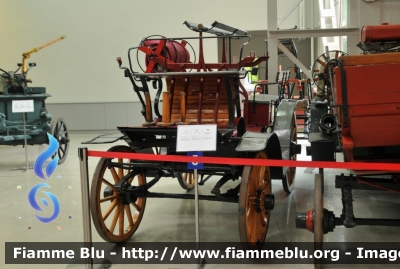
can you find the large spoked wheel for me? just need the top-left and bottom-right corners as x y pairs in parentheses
(282, 113), (297, 193)
(50, 117), (70, 164)
(239, 151), (272, 250)
(91, 145), (146, 242)
(177, 172), (196, 191)
(311, 50), (348, 100)
(314, 174), (324, 269)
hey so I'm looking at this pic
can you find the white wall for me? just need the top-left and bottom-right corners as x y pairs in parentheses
(1, 0), (274, 104)
(381, 0), (400, 24)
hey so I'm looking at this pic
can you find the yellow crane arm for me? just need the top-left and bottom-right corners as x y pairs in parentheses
(22, 35), (66, 72)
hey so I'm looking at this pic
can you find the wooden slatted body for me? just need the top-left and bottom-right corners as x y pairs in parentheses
(334, 53), (400, 162)
(165, 76), (235, 126)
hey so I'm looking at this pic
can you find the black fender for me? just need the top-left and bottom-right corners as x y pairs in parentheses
(236, 131), (283, 180)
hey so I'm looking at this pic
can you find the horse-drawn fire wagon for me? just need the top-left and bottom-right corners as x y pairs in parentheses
(84, 21), (305, 249)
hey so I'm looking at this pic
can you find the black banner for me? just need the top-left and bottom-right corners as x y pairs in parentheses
(5, 242), (400, 264)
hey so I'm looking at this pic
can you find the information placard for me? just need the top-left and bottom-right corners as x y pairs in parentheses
(12, 100), (34, 113)
(176, 125), (217, 152)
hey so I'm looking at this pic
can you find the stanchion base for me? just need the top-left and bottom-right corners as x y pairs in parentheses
(66, 258), (112, 269)
(198, 258), (206, 269)
(169, 258), (206, 269)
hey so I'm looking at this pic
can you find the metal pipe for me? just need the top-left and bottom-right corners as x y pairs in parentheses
(23, 113), (28, 171)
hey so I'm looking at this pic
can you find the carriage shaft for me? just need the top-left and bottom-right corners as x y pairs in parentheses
(144, 191), (238, 203)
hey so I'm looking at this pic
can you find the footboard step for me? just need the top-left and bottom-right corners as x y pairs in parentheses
(142, 121), (157, 127)
(156, 122), (176, 127)
(81, 134), (125, 144)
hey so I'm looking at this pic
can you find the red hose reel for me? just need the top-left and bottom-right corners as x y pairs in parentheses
(142, 39), (190, 73)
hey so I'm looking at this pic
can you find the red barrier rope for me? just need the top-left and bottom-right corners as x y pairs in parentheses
(87, 150), (400, 172)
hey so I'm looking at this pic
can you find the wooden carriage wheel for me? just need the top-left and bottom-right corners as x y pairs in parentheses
(282, 113), (297, 193)
(239, 151), (272, 250)
(311, 50), (348, 100)
(90, 145), (146, 242)
(177, 172), (196, 191)
(50, 117), (70, 164)
(314, 174), (324, 269)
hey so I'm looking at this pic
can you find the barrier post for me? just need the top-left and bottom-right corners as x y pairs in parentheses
(79, 147), (93, 269)
(67, 148), (111, 269)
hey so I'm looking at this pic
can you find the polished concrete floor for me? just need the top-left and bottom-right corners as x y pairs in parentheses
(1, 133), (400, 269)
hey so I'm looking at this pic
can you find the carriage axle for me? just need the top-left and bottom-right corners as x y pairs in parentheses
(296, 185), (400, 234)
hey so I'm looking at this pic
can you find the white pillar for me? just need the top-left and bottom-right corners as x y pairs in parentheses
(267, 0), (279, 95)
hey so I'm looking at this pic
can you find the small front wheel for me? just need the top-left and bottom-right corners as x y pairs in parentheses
(177, 172), (196, 191)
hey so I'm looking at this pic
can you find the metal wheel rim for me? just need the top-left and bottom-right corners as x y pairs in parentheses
(238, 151), (271, 250)
(90, 145), (146, 242)
(50, 117), (69, 164)
(311, 50), (348, 91)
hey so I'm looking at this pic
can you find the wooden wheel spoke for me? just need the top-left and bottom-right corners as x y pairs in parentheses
(125, 205), (134, 227)
(316, 59), (327, 68)
(118, 158), (124, 179)
(260, 211), (268, 227)
(100, 194), (117, 203)
(247, 208), (256, 240)
(118, 204), (124, 236)
(251, 214), (260, 242)
(110, 167), (120, 184)
(257, 166), (265, 190)
(250, 168), (258, 192)
(109, 203), (120, 233)
(132, 202), (141, 212)
(102, 178), (117, 192)
(103, 199), (118, 221)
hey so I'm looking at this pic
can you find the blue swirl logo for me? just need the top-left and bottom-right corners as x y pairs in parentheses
(29, 133), (61, 223)
(28, 183), (60, 223)
(34, 133), (59, 180)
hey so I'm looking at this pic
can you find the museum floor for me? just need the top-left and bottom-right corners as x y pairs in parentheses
(1, 133), (400, 269)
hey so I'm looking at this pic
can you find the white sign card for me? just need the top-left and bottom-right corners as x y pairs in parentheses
(12, 100), (34, 113)
(176, 124), (217, 152)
